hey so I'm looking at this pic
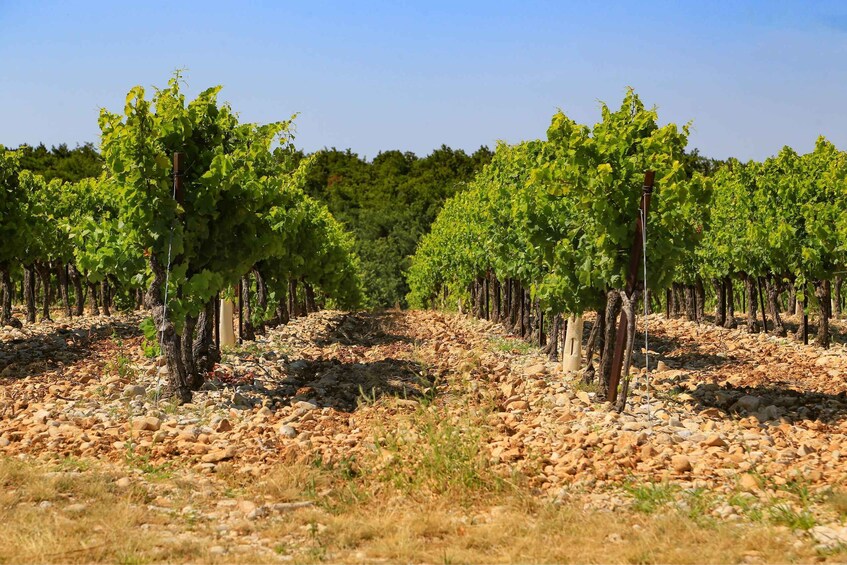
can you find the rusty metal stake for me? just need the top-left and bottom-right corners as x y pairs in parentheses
(607, 171), (655, 404)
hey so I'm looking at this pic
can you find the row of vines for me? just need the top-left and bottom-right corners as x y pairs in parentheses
(407, 90), (847, 406)
(0, 75), (362, 402)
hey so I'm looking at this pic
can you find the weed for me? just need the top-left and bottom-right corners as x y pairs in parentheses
(778, 477), (816, 506)
(54, 456), (91, 472)
(373, 409), (499, 498)
(357, 385), (379, 407)
(729, 492), (763, 522)
(138, 317), (161, 358)
(116, 551), (150, 565)
(573, 380), (602, 395)
(825, 489), (847, 519)
(124, 450), (174, 480)
(682, 488), (717, 525)
(489, 336), (533, 355)
(768, 503), (816, 530)
(107, 348), (135, 380)
(624, 481), (678, 514)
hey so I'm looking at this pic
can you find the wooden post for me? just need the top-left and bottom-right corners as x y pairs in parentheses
(608, 171), (655, 403)
(214, 292), (220, 349)
(219, 298), (235, 347)
(237, 280), (243, 344)
(563, 314), (584, 372)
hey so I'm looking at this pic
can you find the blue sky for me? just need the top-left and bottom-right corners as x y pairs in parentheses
(2, 1), (846, 160)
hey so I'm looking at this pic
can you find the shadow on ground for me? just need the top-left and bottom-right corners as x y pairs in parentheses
(314, 311), (413, 347)
(684, 382), (847, 425)
(279, 357), (434, 412)
(0, 319), (140, 381)
(221, 310), (434, 413)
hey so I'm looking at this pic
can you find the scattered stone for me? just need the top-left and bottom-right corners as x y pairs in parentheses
(278, 425), (297, 439)
(810, 525), (847, 551)
(671, 455), (692, 473)
(524, 363), (546, 376)
(32, 410), (51, 425)
(132, 416), (162, 432)
(123, 384), (147, 398)
(738, 473), (759, 492)
(731, 395), (761, 413)
(202, 447), (236, 463)
(702, 435), (727, 448)
(214, 418), (233, 433)
(270, 501), (314, 512)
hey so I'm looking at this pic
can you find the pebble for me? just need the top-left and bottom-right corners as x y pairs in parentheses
(671, 455), (692, 473)
(810, 525), (847, 551)
(124, 384), (147, 398)
(278, 425), (298, 439)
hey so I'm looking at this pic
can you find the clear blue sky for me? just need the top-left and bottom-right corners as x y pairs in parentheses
(2, 1), (846, 161)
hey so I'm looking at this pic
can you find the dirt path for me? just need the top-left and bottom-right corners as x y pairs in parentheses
(0, 309), (846, 562)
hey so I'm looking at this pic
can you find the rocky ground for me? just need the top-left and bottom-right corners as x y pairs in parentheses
(1, 308), (847, 562)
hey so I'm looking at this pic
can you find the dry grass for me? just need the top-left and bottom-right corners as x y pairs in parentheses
(0, 401), (835, 564)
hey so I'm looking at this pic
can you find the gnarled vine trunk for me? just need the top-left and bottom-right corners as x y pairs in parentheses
(57, 263), (72, 318)
(100, 278), (111, 317)
(0, 264), (17, 327)
(695, 277), (705, 321)
(724, 277), (737, 329)
(24, 266), (36, 323)
(68, 264), (85, 316)
(544, 313), (561, 361)
(615, 289), (639, 412)
(181, 314), (201, 389)
(509, 280), (519, 334)
(582, 305), (606, 385)
(193, 298), (220, 377)
(492, 275), (502, 323)
(87, 281), (100, 316)
(712, 278), (726, 327)
(145, 253), (191, 404)
(765, 276), (785, 336)
(304, 282), (317, 314)
(672, 283), (684, 318)
(241, 275), (256, 341)
(683, 285), (696, 322)
(744, 276), (759, 333)
(815, 280), (831, 348)
(274, 283), (289, 327)
(598, 290), (622, 398)
(35, 263), (53, 322)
